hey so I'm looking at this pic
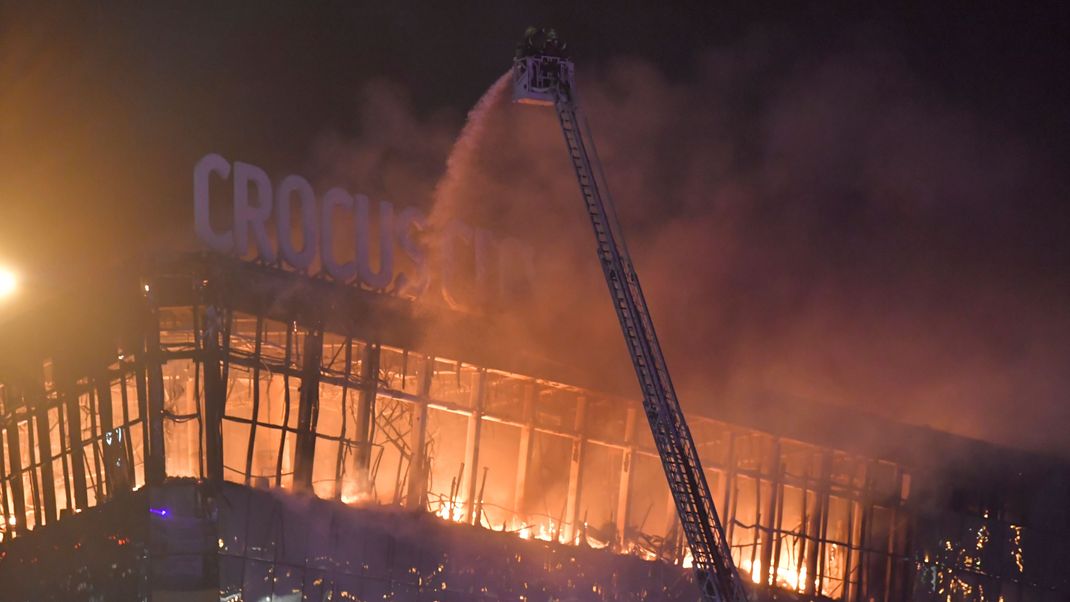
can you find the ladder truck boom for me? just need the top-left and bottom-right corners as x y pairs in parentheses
(511, 30), (749, 602)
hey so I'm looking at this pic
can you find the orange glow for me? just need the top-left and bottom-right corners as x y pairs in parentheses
(0, 267), (16, 298)
(740, 556), (813, 593)
(139, 317), (884, 601)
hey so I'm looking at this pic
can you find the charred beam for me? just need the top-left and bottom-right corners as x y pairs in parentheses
(615, 407), (637, 550)
(293, 327), (323, 491)
(353, 343), (380, 489)
(5, 416), (26, 534)
(462, 369), (487, 525)
(144, 304), (167, 485)
(405, 354), (433, 510)
(513, 382), (536, 525)
(563, 395), (587, 543)
(33, 395), (57, 525)
(202, 306), (227, 484)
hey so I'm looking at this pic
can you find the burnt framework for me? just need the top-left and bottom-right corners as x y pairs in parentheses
(0, 254), (1067, 601)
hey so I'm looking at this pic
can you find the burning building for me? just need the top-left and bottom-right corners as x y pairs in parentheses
(0, 249), (1068, 601)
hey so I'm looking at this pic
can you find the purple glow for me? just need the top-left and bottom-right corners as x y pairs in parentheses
(149, 507), (169, 517)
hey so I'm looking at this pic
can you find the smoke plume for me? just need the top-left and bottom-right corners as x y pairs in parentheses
(315, 38), (1070, 460)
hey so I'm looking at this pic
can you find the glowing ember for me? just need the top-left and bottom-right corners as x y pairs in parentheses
(436, 500), (467, 523)
(739, 557), (811, 593)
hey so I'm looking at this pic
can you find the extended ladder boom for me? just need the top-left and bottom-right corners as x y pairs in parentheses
(513, 44), (748, 602)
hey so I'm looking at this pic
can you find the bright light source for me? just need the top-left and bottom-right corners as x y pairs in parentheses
(0, 268), (15, 298)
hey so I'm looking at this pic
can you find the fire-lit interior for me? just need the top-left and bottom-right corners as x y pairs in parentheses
(0, 258), (1066, 601)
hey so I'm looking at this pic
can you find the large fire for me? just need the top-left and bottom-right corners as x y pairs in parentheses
(103, 318), (906, 600)
(5, 305), (1034, 600)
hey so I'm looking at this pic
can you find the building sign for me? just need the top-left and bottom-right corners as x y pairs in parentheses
(194, 153), (533, 311)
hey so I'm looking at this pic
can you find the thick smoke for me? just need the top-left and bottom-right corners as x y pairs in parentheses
(316, 43), (1070, 458)
(429, 71), (513, 233)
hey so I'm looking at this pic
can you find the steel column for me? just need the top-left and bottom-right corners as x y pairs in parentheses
(333, 336), (354, 499)
(94, 375), (115, 498)
(513, 382), (536, 525)
(759, 439), (781, 587)
(33, 396), (57, 525)
(563, 395), (587, 543)
(202, 308), (227, 484)
(405, 354), (433, 510)
(615, 407), (637, 549)
(883, 466), (905, 602)
(353, 342), (378, 479)
(0, 415), (10, 530)
(293, 328), (323, 491)
(59, 370), (89, 511)
(243, 316), (264, 485)
(5, 421), (26, 534)
(462, 369), (486, 525)
(806, 451), (832, 597)
(144, 307), (167, 485)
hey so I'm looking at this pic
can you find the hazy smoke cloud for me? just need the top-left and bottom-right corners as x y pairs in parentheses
(317, 41), (1070, 458)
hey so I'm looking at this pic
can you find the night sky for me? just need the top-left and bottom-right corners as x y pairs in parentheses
(2, 2), (1070, 456)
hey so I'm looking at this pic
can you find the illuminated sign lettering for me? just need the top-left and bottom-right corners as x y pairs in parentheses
(194, 153), (533, 310)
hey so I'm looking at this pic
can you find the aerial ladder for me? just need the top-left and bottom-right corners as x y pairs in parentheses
(511, 29), (749, 602)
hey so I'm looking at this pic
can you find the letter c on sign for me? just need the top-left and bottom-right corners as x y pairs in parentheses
(275, 174), (319, 271)
(193, 153), (234, 253)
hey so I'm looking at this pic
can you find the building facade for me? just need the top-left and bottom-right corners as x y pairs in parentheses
(0, 255), (1067, 600)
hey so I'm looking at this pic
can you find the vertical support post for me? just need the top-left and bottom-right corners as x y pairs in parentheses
(54, 393), (72, 511)
(244, 317), (263, 485)
(117, 371), (134, 482)
(24, 406), (42, 529)
(805, 451), (831, 597)
(895, 473), (915, 601)
(354, 343), (380, 494)
(770, 470), (787, 587)
(6, 420), (26, 534)
(845, 461), (868, 602)
(759, 439), (782, 587)
(61, 371), (89, 511)
(883, 466), (905, 602)
(33, 393), (57, 525)
(144, 304), (167, 485)
(132, 355), (151, 486)
(563, 395), (587, 544)
(94, 374), (115, 499)
(749, 472), (762, 577)
(857, 461), (876, 600)
(0, 418), (10, 530)
(796, 481), (812, 591)
(275, 325), (295, 488)
(293, 328), (322, 491)
(202, 307), (226, 484)
(615, 407), (637, 550)
(462, 369), (486, 525)
(816, 451), (834, 597)
(405, 354), (433, 510)
(333, 337), (353, 499)
(85, 390), (103, 501)
(723, 432), (738, 553)
(512, 382), (536, 526)
(841, 494), (856, 602)
(94, 376), (115, 434)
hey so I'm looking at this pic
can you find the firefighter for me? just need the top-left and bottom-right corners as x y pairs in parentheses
(516, 26), (568, 58)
